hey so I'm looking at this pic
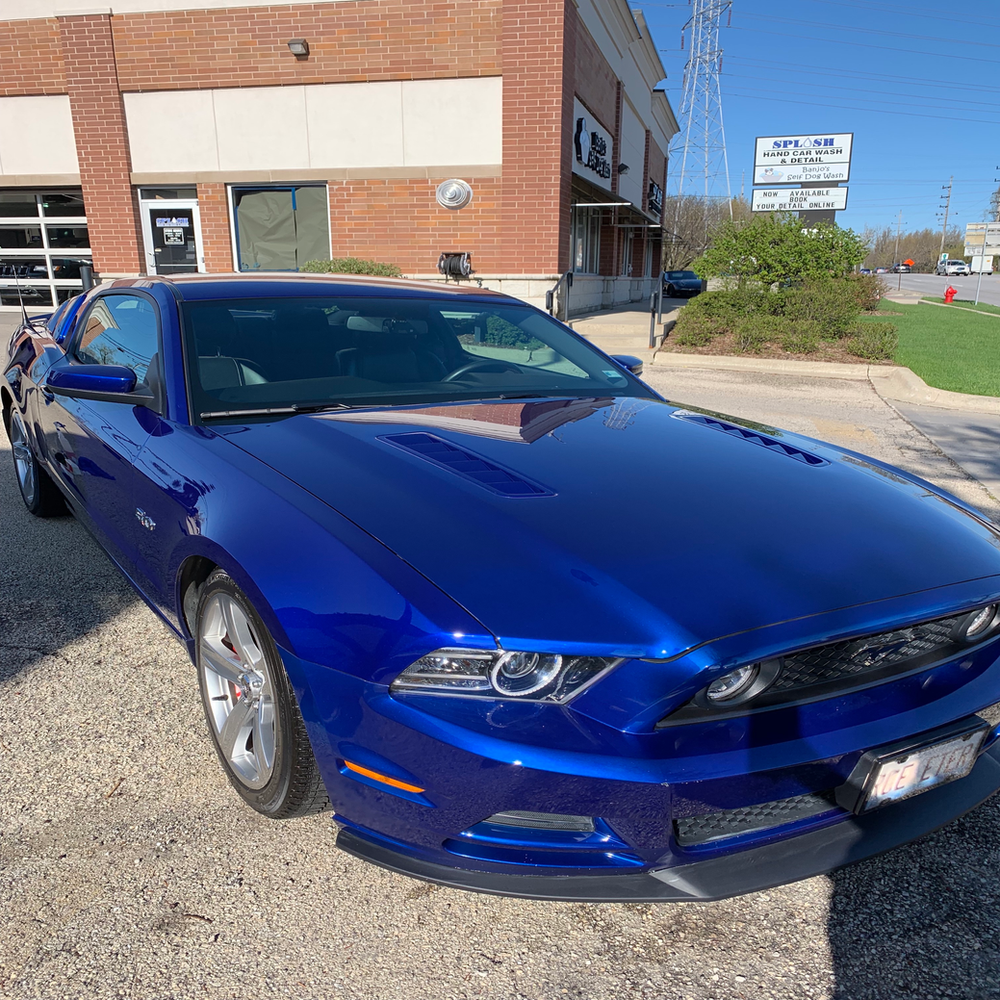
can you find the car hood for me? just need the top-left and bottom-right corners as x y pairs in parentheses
(217, 397), (1000, 657)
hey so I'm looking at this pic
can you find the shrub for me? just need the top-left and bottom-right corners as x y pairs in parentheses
(842, 272), (885, 312)
(778, 319), (822, 354)
(733, 315), (770, 354)
(778, 277), (861, 338)
(301, 257), (403, 277)
(846, 321), (898, 361)
(672, 313), (723, 346)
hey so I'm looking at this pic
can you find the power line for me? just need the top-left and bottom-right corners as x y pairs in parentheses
(724, 24), (1000, 65)
(720, 72), (1000, 115)
(719, 87), (1000, 127)
(722, 57), (1000, 100)
(735, 10), (1000, 52)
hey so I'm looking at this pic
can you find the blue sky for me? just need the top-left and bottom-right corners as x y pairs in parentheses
(633, 0), (1000, 237)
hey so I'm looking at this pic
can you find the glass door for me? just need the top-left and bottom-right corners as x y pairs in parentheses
(139, 199), (205, 275)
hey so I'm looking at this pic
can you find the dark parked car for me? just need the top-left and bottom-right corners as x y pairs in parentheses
(5, 274), (1000, 902)
(662, 270), (703, 297)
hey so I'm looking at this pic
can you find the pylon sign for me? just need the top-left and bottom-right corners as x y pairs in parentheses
(753, 133), (853, 185)
(751, 187), (849, 212)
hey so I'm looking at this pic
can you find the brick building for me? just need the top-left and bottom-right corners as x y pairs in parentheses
(0, 0), (677, 314)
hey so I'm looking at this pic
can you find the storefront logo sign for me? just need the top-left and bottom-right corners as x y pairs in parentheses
(575, 117), (611, 181)
(648, 181), (663, 218)
(155, 217), (190, 228)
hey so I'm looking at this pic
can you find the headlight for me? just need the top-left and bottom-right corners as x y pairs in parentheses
(391, 648), (622, 704)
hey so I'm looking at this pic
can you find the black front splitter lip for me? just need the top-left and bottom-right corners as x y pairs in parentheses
(336, 744), (1000, 903)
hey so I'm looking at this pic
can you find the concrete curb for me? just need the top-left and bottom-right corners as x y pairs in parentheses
(649, 352), (1000, 416)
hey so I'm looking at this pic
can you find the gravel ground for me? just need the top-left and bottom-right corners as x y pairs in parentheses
(2, 368), (1000, 1000)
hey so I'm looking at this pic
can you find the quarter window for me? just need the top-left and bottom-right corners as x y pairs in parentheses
(75, 295), (159, 382)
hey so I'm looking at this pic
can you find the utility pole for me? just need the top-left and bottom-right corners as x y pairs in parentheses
(938, 176), (953, 259)
(894, 210), (903, 291)
(670, 0), (734, 254)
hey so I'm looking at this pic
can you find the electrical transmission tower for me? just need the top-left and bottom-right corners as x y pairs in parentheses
(670, 0), (734, 256)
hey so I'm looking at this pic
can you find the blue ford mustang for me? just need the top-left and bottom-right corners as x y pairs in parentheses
(4, 274), (1000, 902)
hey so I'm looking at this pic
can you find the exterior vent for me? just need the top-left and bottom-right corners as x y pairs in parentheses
(674, 792), (837, 847)
(673, 411), (829, 467)
(379, 432), (555, 498)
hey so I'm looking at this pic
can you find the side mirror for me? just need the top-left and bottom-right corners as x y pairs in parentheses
(45, 364), (154, 405)
(609, 354), (643, 376)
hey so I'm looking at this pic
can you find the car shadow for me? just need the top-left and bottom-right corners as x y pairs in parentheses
(0, 438), (139, 686)
(827, 794), (1000, 999)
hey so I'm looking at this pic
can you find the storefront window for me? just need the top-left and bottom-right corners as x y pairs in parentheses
(572, 207), (602, 274)
(0, 189), (90, 309)
(231, 185), (330, 272)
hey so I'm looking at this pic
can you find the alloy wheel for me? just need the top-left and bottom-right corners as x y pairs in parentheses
(10, 409), (37, 507)
(199, 592), (277, 789)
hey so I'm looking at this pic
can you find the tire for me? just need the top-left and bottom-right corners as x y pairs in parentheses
(6, 406), (66, 517)
(195, 569), (329, 818)
(665, 284), (676, 297)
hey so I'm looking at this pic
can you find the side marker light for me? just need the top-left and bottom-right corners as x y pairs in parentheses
(343, 761), (425, 794)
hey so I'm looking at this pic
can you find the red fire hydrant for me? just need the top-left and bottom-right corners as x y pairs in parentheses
(944, 285), (958, 304)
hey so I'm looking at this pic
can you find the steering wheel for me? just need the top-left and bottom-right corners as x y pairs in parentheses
(442, 359), (523, 382)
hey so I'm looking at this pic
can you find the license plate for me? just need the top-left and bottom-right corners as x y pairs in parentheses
(858, 727), (988, 813)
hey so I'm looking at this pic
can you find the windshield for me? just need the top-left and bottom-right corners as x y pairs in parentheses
(182, 295), (655, 419)
(665, 271), (697, 280)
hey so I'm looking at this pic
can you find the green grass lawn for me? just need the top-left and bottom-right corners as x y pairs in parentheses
(922, 296), (1000, 316)
(864, 301), (1000, 397)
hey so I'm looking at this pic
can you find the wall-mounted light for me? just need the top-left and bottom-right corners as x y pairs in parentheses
(287, 38), (310, 59)
(617, 163), (630, 175)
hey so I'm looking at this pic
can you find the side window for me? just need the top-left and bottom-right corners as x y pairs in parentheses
(75, 294), (159, 382)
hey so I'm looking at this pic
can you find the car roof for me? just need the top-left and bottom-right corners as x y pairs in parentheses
(102, 272), (514, 304)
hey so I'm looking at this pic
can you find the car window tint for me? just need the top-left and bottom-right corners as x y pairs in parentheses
(75, 294), (158, 381)
(182, 295), (656, 416)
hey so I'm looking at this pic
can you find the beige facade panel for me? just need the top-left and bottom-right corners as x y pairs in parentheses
(400, 77), (503, 167)
(124, 79), (503, 176)
(0, 95), (79, 178)
(618, 98), (646, 208)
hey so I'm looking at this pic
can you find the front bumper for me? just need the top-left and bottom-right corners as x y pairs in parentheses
(337, 743), (1000, 901)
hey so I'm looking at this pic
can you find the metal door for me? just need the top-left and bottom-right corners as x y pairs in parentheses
(140, 200), (206, 275)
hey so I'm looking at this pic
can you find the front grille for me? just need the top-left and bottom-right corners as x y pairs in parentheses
(770, 614), (965, 695)
(659, 610), (991, 727)
(674, 792), (837, 847)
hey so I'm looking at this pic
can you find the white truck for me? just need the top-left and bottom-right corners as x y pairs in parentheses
(971, 255), (994, 275)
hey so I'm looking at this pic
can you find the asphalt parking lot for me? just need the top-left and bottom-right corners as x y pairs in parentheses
(3, 366), (1000, 1000)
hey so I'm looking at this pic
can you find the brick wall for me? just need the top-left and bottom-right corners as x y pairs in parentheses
(0, 18), (65, 97)
(197, 183), (235, 272)
(58, 14), (143, 275)
(112, 0), (501, 93)
(500, 0), (574, 274)
(571, 12), (617, 136)
(327, 177), (502, 274)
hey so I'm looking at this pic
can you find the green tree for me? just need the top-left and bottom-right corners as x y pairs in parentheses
(692, 215), (868, 286)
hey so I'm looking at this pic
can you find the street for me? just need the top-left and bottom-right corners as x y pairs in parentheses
(3, 365), (1000, 1000)
(894, 271), (1000, 308)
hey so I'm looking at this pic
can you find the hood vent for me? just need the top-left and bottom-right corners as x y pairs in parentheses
(673, 412), (829, 467)
(379, 432), (555, 498)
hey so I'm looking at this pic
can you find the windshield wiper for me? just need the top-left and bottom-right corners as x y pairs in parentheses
(200, 402), (358, 419)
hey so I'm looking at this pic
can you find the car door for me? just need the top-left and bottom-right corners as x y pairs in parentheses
(37, 291), (160, 573)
